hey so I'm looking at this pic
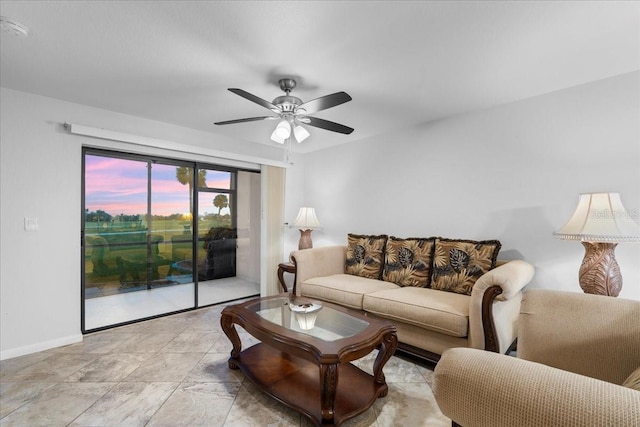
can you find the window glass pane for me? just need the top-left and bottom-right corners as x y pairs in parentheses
(151, 164), (194, 285)
(85, 155), (149, 294)
(197, 192), (235, 280)
(83, 153), (195, 331)
(201, 169), (231, 190)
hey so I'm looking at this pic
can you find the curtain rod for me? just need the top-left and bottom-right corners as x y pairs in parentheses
(64, 122), (290, 169)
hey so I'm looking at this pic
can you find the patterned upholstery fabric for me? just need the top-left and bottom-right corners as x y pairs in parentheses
(345, 234), (388, 280)
(431, 238), (501, 295)
(382, 236), (435, 287)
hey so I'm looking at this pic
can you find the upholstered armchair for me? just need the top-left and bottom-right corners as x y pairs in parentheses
(433, 289), (640, 427)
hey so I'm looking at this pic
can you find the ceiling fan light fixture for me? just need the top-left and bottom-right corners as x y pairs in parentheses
(274, 120), (291, 139)
(270, 128), (286, 144)
(294, 125), (310, 143)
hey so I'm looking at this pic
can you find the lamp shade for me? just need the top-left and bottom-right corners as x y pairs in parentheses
(553, 192), (640, 243)
(294, 207), (321, 229)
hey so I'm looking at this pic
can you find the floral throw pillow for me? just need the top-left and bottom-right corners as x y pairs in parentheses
(345, 234), (388, 280)
(383, 237), (435, 287)
(431, 238), (501, 295)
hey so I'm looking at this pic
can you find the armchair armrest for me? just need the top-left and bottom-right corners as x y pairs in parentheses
(519, 289), (640, 385)
(468, 260), (535, 353)
(291, 245), (347, 295)
(433, 348), (640, 427)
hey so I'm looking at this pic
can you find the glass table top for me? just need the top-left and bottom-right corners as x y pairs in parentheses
(248, 296), (369, 342)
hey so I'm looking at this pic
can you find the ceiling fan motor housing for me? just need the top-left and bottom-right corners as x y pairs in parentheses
(272, 95), (303, 112)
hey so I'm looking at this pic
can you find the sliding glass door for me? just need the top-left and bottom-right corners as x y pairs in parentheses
(82, 149), (260, 332)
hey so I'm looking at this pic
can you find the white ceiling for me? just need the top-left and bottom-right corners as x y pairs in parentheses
(1, 1), (638, 153)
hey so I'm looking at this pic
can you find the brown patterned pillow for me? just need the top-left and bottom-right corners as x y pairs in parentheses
(345, 234), (388, 280)
(383, 237), (435, 287)
(431, 238), (501, 295)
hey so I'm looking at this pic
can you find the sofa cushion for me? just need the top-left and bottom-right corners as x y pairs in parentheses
(383, 236), (435, 288)
(431, 238), (501, 295)
(363, 287), (470, 337)
(300, 274), (399, 310)
(622, 366), (640, 391)
(345, 234), (388, 280)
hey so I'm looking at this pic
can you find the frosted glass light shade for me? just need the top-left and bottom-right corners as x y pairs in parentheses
(293, 125), (310, 143)
(270, 128), (285, 144)
(553, 192), (640, 242)
(294, 207), (321, 229)
(274, 120), (291, 139)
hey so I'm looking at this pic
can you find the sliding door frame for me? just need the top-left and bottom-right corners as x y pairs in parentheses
(81, 147), (259, 333)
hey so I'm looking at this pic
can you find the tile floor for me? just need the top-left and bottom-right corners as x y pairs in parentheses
(0, 299), (450, 427)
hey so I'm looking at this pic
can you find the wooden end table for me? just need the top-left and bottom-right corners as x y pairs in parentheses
(277, 261), (296, 292)
(220, 295), (398, 426)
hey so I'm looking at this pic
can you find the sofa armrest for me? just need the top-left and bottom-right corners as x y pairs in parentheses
(291, 245), (347, 295)
(468, 260), (534, 353)
(433, 348), (640, 427)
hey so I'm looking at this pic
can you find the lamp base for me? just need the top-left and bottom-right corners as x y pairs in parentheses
(579, 242), (622, 297)
(298, 229), (314, 250)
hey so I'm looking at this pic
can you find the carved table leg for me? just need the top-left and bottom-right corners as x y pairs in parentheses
(220, 312), (241, 369)
(373, 330), (398, 397)
(320, 363), (338, 424)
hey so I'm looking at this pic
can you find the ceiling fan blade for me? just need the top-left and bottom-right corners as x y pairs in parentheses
(298, 92), (352, 114)
(228, 88), (278, 111)
(305, 116), (354, 135)
(214, 116), (275, 125)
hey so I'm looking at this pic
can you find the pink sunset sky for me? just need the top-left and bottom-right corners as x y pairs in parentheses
(85, 155), (231, 216)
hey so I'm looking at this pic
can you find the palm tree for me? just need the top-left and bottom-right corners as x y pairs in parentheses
(176, 166), (207, 211)
(213, 194), (228, 216)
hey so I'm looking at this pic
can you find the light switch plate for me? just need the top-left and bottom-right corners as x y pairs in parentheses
(24, 217), (39, 232)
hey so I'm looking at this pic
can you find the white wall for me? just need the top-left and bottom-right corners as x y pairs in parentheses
(284, 72), (640, 300)
(0, 88), (284, 359)
(2, 71), (638, 359)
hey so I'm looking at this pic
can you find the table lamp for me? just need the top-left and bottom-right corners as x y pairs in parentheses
(294, 207), (321, 250)
(553, 192), (640, 297)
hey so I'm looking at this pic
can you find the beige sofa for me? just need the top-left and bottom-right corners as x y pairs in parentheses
(291, 244), (535, 363)
(433, 289), (640, 426)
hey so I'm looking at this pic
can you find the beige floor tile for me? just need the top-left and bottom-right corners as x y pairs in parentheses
(64, 353), (154, 382)
(146, 382), (240, 427)
(223, 382), (301, 427)
(373, 382), (450, 426)
(69, 382), (177, 427)
(183, 352), (245, 383)
(111, 332), (177, 353)
(0, 382), (114, 427)
(0, 382), (55, 418)
(123, 352), (204, 382)
(159, 330), (219, 353)
(0, 353), (99, 382)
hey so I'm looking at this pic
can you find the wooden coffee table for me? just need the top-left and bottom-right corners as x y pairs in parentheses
(220, 294), (398, 426)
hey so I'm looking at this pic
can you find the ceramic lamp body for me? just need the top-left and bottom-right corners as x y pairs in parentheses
(579, 242), (622, 297)
(298, 229), (314, 250)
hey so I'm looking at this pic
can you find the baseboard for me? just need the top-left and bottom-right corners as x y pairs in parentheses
(0, 333), (83, 361)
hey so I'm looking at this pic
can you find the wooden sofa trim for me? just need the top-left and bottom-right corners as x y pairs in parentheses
(481, 285), (503, 353)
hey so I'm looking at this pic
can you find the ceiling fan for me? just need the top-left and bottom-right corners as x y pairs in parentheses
(214, 78), (353, 144)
